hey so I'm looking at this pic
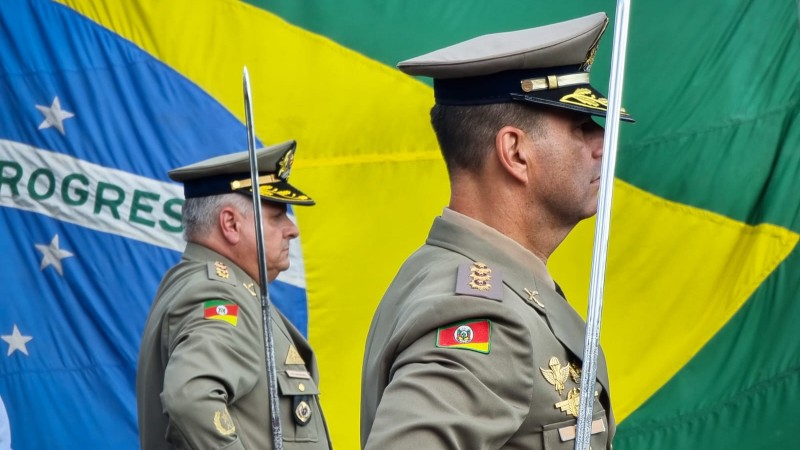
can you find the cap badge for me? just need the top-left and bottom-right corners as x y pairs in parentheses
(214, 261), (230, 279)
(277, 147), (295, 180)
(468, 262), (492, 292)
(581, 17), (608, 71)
(213, 408), (236, 435)
(540, 356), (570, 394)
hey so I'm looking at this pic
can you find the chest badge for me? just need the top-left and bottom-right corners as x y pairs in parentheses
(555, 388), (581, 417)
(293, 397), (312, 426)
(285, 345), (306, 365)
(540, 356), (569, 394)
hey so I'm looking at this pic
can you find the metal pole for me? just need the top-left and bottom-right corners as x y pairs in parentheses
(243, 66), (284, 450)
(574, 1), (631, 449)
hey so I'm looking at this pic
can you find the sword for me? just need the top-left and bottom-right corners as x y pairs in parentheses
(574, 1), (632, 449)
(243, 66), (284, 450)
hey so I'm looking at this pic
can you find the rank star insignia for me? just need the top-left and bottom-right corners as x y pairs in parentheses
(540, 356), (570, 394)
(555, 387), (581, 417)
(468, 262), (492, 291)
(215, 261), (230, 279)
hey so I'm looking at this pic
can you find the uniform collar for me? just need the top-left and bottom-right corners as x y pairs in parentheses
(441, 208), (556, 291)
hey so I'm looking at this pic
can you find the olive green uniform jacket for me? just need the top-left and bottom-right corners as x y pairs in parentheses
(137, 243), (332, 450)
(361, 211), (613, 449)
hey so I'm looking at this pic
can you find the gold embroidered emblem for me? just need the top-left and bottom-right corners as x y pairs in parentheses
(214, 261), (230, 279)
(243, 282), (256, 297)
(260, 184), (310, 201)
(213, 408), (236, 435)
(560, 88), (628, 114)
(569, 362), (582, 383)
(523, 288), (545, 308)
(277, 148), (295, 180)
(561, 88), (607, 110)
(285, 345), (306, 365)
(581, 18), (608, 71)
(555, 387), (581, 417)
(295, 400), (312, 424)
(468, 262), (492, 291)
(540, 356), (570, 394)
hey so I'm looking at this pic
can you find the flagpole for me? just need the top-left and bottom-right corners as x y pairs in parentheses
(243, 66), (284, 450)
(574, 1), (631, 449)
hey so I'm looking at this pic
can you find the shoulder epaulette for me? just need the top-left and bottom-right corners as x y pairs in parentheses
(207, 261), (238, 286)
(454, 261), (503, 301)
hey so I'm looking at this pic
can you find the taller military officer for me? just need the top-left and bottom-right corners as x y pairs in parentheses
(361, 12), (634, 450)
(137, 140), (333, 450)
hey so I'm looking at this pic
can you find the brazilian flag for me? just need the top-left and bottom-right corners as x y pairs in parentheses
(1, 1), (798, 449)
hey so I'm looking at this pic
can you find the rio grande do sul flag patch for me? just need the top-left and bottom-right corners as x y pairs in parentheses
(203, 300), (239, 326)
(436, 319), (492, 354)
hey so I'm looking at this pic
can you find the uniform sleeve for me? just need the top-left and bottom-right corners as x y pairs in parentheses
(364, 297), (536, 450)
(161, 290), (262, 450)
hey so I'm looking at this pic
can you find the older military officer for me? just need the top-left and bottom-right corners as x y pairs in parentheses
(361, 13), (634, 450)
(137, 141), (332, 449)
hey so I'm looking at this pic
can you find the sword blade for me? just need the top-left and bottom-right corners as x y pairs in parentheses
(243, 66), (284, 450)
(574, 2), (632, 449)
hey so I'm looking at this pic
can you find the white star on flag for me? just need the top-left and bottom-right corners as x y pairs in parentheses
(35, 96), (75, 135)
(2, 325), (33, 356)
(35, 234), (74, 276)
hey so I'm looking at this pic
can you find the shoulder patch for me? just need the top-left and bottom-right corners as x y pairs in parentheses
(455, 262), (503, 301)
(207, 261), (237, 286)
(436, 319), (492, 354)
(203, 300), (239, 326)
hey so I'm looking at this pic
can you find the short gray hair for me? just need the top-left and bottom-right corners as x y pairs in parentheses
(182, 193), (252, 241)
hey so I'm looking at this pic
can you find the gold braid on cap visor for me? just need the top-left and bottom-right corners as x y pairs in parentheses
(520, 72), (590, 92)
(230, 174), (279, 191)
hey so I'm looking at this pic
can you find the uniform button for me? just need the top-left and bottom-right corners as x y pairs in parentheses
(298, 383), (306, 392)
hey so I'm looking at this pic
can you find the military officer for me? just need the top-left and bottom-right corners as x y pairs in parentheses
(137, 140), (333, 450)
(361, 13), (634, 449)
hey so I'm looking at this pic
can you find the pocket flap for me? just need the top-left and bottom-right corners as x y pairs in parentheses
(277, 370), (320, 396)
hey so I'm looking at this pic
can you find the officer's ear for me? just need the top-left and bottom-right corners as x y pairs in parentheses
(494, 125), (530, 185)
(218, 206), (242, 245)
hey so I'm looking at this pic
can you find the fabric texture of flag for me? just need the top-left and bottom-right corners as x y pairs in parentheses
(0, 1), (310, 448)
(1, 1), (798, 449)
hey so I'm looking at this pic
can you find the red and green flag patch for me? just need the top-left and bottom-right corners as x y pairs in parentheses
(203, 300), (239, 326)
(436, 319), (491, 354)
